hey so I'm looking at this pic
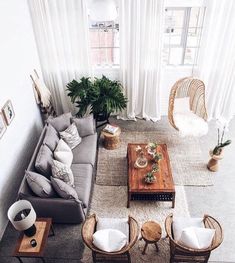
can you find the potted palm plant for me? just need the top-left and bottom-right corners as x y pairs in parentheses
(67, 75), (127, 123)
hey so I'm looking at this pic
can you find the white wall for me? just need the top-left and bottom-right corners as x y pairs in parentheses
(0, 0), (43, 239)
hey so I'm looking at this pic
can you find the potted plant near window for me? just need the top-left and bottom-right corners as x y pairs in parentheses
(67, 75), (127, 125)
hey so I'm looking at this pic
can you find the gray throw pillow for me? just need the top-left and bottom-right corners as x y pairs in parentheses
(72, 114), (95, 137)
(43, 124), (60, 151)
(35, 144), (53, 178)
(51, 177), (81, 203)
(47, 112), (72, 132)
(59, 123), (81, 149)
(51, 159), (74, 187)
(26, 171), (56, 198)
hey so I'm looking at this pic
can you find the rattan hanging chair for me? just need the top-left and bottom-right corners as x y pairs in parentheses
(165, 213), (223, 263)
(168, 77), (208, 134)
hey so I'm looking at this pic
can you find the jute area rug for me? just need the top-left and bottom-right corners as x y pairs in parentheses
(81, 185), (189, 263)
(96, 131), (213, 186)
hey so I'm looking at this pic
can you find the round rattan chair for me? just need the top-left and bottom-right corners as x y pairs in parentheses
(168, 77), (208, 131)
(165, 213), (223, 263)
(81, 214), (139, 263)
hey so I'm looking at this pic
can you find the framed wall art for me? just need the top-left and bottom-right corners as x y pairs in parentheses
(0, 112), (7, 138)
(2, 100), (15, 125)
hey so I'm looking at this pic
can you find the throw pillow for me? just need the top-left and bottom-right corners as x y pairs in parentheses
(51, 177), (81, 203)
(47, 112), (72, 132)
(72, 114), (95, 137)
(93, 229), (127, 252)
(59, 123), (81, 149)
(51, 159), (74, 187)
(173, 217), (204, 241)
(43, 124), (60, 151)
(96, 217), (129, 238)
(179, 227), (215, 249)
(26, 171), (56, 198)
(54, 139), (73, 166)
(35, 144), (53, 178)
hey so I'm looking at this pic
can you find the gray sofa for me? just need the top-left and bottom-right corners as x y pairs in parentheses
(18, 114), (97, 224)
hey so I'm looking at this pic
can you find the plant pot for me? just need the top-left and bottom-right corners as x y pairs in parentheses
(95, 112), (110, 122)
(207, 150), (224, 172)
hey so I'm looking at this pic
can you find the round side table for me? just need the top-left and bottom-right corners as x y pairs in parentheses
(102, 126), (121, 150)
(141, 221), (162, 255)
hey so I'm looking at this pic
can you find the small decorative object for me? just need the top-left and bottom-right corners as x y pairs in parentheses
(207, 118), (232, 172)
(0, 112), (7, 139)
(8, 200), (37, 237)
(2, 100), (15, 125)
(153, 152), (162, 163)
(152, 163), (159, 173)
(144, 172), (156, 184)
(30, 239), (37, 247)
(146, 142), (158, 155)
(134, 145), (148, 169)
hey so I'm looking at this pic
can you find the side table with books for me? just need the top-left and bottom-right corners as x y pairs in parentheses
(102, 124), (121, 150)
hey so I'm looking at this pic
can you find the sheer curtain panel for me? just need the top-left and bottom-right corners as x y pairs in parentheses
(28, 0), (91, 115)
(119, 0), (165, 122)
(197, 0), (235, 121)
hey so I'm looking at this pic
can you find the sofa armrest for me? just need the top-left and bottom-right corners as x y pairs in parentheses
(18, 195), (85, 224)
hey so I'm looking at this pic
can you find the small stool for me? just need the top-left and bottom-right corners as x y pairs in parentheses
(102, 126), (121, 150)
(141, 221), (162, 255)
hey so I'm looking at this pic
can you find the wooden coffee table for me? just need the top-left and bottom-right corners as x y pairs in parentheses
(127, 143), (175, 208)
(13, 218), (54, 262)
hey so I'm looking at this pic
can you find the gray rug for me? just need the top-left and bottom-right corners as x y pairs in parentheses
(97, 131), (213, 186)
(82, 185), (189, 263)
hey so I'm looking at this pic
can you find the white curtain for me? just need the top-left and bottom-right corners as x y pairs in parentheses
(28, 0), (91, 115)
(119, 0), (165, 122)
(197, 0), (235, 121)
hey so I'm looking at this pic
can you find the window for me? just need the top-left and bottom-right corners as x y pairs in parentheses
(89, 20), (119, 66)
(163, 7), (205, 66)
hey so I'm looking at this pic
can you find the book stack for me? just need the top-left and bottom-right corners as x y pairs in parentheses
(103, 124), (119, 135)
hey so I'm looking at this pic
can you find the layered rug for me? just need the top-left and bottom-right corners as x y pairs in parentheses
(81, 185), (189, 263)
(96, 131), (213, 186)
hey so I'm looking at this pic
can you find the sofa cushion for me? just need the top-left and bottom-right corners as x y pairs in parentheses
(71, 163), (93, 208)
(54, 139), (73, 166)
(179, 227), (215, 250)
(35, 144), (53, 178)
(43, 124), (60, 151)
(25, 171), (56, 198)
(47, 112), (72, 132)
(93, 229), (127, 252)
(173, 217), (205, 241)
(59, 123), (81, 149)
(72, 114), (95, 137)
(51, 160), (74, 187)
(51, 177), (81, 203)
(72, 133), (97, 165)
(96, 217), (129, 238)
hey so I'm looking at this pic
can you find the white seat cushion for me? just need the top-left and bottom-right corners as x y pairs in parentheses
(174, 111), (208, 137)
(93, 229), (127, 252)
(173, 217), (204, 241)
(54, 139), (73, 166)
(179, 227), (215, 249)
(96, 217), (129, 238)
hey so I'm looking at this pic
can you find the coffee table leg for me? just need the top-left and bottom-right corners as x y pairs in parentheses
(172, 193), (175, 208)
(154, 242), (159, 252)
(49, 224), (55, 237)
(142, 242), (148, 255)
(16, 257), (23, 263)
(41, 257), (46, 263)
(127, 193), (131, 208)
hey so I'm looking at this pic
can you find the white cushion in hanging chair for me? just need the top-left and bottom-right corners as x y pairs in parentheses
(174, 111), (208, 137)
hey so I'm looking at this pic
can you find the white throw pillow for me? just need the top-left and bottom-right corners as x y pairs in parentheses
(179, 227), (215, 249)
(173, 217), (204, 241)
(54, 139), (73, 166)
(174, 111), (208, 137)
(96, 217), (129, 238)
(51, 159), (74, 187)
(174, 97), (190, 113)
(93, 229), (127, 252)
(59, 123), (81, 149)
